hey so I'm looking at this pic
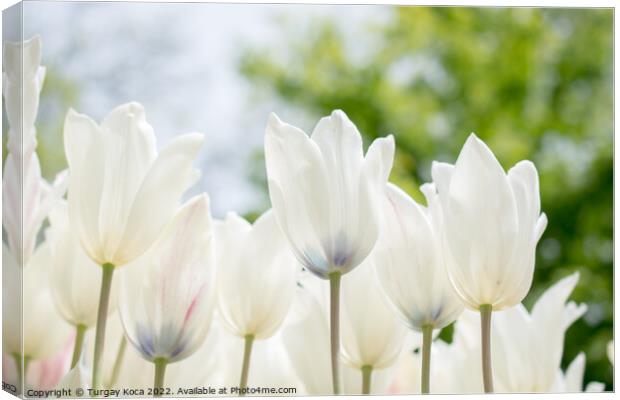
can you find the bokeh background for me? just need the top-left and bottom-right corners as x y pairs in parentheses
(4, 2), (613, 389)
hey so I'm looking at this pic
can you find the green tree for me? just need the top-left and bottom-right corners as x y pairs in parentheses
(240, 7), (613, 389)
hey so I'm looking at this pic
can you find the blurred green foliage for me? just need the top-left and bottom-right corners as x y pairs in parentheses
(239, 7), (613, 389)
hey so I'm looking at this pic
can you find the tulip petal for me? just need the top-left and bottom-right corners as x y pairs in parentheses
(265, 113), (332, 277)
(115, 133), (204, 266)
(63, 109), (107, 263)
(97, 103), (158, 262)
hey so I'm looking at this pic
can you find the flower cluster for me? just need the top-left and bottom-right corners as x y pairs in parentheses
(2, 36), (609, 396)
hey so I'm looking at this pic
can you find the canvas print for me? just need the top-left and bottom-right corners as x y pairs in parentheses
(1, 1), (614, 398)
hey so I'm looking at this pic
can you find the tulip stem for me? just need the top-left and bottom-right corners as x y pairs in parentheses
(71, 324), (87, 368)
(108, 337), (127, 389)
(361, 365), (373, 394)
(12, 353), (29, 393)
(421, 324), (434, 394)
(480, 304), (494, 393)
(153, 357), (168, 397)
(329, 271), (342, 395)
(239, 334), (255, 394)
(92, 262), (115, 391)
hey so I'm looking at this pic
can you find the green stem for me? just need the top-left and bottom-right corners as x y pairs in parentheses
(361, 365), (373, 395)
(329, 271), (342, 395)
(107, 337), (127, 389)
(92, 263), (115, 391)
(153, 357), (168, 398)
(421, 324), (433, 394)
(71, 324), (87, 369)
(480, 304), (494, 393)
(239, 334), (255, 394)
(12, 353), (29, 393)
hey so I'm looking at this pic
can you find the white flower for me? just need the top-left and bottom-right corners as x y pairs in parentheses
(2, 244), (72, 360)
(63, 102), (204, 267)
(264, 110), (395, 278)
(392, 274), (600, 394)
(341, 259), (408, 370)
(607, 341), (614, 366)
(552, 353), (605, 393)
(2, 35), (45, 155)
(216, 210), (297, 339)
(281, 274), (402, 394)
(47, 202), (117, 327)
(375, 183), (463, 331)
(2, 35), (67, 265)
(490, 273), (585, 392)
(432, 133), (547, 310)
(119, 194), (215, 363)
(389, 337), (482, 395)
(441, 273), (590, 393)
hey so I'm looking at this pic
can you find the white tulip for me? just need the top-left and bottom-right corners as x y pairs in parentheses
(491, 273), (586, 392)
(2, 35), (45, 156)
(216, 210), (297, 389)
(2, 243), (72, 388)
(552, 353), (605, 393)
(119, 194), (216, 390)
(607, 341), (614, 366)
(433, 133), (547, 310)
(392, 275), (601, 394)
(447, 273), (593, 393)
(376, 183), (464, 331)
(264, 110), (394, 279)
(2, 35), (67, 265)
(47, 202), (119, 370)
(48, 202), (109, 328)
(63, 103), (204, 267)
(374, 182), (464, 393)
(264, 110), (395, 394)
(216, 210), (296, 338)
(63, 102), (204, 389)
(282, 273), (404, 395)
(432, 133), (547, 392)
(341, 259), (408, 393)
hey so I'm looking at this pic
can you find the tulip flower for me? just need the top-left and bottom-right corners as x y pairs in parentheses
(374, 183), (463, 393)
(341, 258), (408, 394)
(264, 110), (395, 393)
(607, 341), (614, 366)
(119, 194), (215, 395)
(63, 102), (204, 389)
(2, 35), (67, 266)
(2, 244), (72, 391)
(2, 35), (44, 157)
(446, 273), (591, 393)
(47, 202), (118, 368)
(390, 274), (602, 394)
(282, 272), (404, 395)
(552, 353), (605, 392)
(216, 210), (297, 389)
(432, 133), (547, 392)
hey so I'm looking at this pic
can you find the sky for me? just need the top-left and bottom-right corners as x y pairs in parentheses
(20, 1), (391, 217)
